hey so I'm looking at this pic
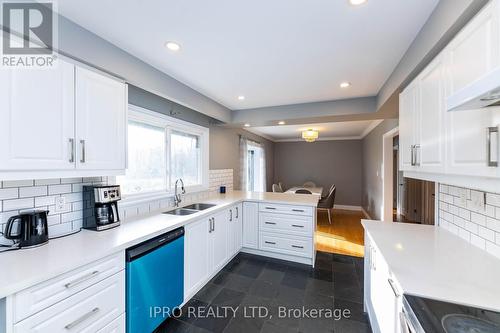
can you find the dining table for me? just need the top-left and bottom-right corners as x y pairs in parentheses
(285, 186), (323, 196)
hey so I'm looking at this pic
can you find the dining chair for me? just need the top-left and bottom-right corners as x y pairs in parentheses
(303, 181), (316, 188)
(295, 189), (312, 194)
(318, 185), (336, 224)
(272, 184), (283, 193)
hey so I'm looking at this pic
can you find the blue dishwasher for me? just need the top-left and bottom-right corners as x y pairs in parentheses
(126, 227), (184, 333)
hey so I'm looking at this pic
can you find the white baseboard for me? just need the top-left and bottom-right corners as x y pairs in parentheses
(333, 204), (362, 211)
(361, 207), (372, 220)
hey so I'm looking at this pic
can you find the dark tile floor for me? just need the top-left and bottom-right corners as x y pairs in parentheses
(156, 251), (372, 333)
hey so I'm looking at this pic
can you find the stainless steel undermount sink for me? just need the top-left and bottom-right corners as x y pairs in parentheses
(183, 203), (216, 211)
(163, 208), (198, 216)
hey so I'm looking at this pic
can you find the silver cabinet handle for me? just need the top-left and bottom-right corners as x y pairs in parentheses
(265, 222), (276, 225)
(212, 218), (215, 232)
(80, 139), (86, 163)
(65, 307), (100, 330)
(292, 245), (304, 249)
(64, 270), (99, 289)
(292, 209), (304, 212)
(388, 278), (400, 297)
(410, 145), (414, 166)
(209, 218), (214, 233)
(265, 241), (276, 245)
(414, 144), (421, 166)
(291, 224), (304, 228)
(68, 138), (75, 163)
(229, 209), (233, 222)
(236, 207), (239, 219)
(399, 312), (411, 333)
(487, 127), (499, 167)
(265, 207), (276, 210)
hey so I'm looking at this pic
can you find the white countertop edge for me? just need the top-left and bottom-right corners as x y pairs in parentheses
(0, 191), (318, 299)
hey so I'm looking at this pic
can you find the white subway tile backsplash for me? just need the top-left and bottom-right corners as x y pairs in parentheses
(19, 186), (47, 198)
(2, 180), (33, 188)
(439, 184), (500, 259)
(0, 188), (19, 200)
(35, 179), (61, 186)
(61, 178), (83, 184)
(3, 198), (34, 211)
(48, 184), (72, 195)
(34, 195), (57, 207)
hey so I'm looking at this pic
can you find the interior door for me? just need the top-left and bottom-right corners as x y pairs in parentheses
(211, 210), (229, 273)
(75, 67), (126, 170)
(0, 60), (75, 170)
(184, 218), (211, 299)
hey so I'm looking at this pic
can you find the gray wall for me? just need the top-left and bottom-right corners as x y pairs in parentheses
(361, 119), (399, 220)
(210, 128), (274, 192)
(274, 141), (362, 206)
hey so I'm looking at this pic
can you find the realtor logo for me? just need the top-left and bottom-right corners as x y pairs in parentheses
(1, 1), (57, 67)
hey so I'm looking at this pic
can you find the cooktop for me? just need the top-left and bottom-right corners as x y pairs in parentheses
(404, 295), (500, 333)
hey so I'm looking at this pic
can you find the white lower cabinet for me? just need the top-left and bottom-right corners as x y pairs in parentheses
(9, 253), (125, 333)
(242, 202), (259, 249)
(228, 204), (243, 257)
(365, 234), (402, 333)
(210, 210), (230, 273)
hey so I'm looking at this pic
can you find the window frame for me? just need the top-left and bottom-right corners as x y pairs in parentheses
(118, 105), (209, 205)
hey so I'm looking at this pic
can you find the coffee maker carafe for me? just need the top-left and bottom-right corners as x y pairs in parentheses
(83, 185), (121, 231)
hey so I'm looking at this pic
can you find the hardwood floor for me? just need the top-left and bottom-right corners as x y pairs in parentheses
(315, 209), (366, 257)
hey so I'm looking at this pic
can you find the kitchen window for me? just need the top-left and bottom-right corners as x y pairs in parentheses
(117, 106), (209, 199)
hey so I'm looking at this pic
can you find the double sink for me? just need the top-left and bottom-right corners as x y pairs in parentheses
(163, 203), (216, 216)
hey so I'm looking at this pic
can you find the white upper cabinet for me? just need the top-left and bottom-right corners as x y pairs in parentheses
(0, 60), (75, 170)
(0, 57), (127, 179)
(76, 67), (127, 170)
(418, 55), (446, 172)
(399, 82), (418, 171)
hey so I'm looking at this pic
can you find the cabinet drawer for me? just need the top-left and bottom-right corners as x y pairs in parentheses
(14, 271), (125, 333)
(259, 203), (313, 216)
(96, 313), (125, 333)
(259, 232), (312, 258)
(13, 252), (124, 323)
(259, 213), (312, 236)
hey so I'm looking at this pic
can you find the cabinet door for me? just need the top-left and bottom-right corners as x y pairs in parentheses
(0, 61), (75, 170)
(184, 218), (211, 299)
(418, 55), (446, 172)
(399, 83), (418, 171)
(242, 202), (259, 249)
(235, 204), (243, 251)
(445, 0), (500, 177)
(227, 207), (237, 257)
(211, 210), (229, 273)
(75, 67), (126, 170)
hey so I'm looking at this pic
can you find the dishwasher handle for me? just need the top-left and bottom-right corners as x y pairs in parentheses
(126, 227), (184, 262)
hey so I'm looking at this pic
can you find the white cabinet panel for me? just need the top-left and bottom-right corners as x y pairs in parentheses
(228, 204), (242, 257)
(211, 210), (229, 273)
(242, 202), (259, 249)
(399, 83), (418, 171)
(75, 67), (126, 170)
(418, 55), (446, 172)
(0, 61), (75, 170)
(184, 218), (211, 299)
(235, 204), (243, 252)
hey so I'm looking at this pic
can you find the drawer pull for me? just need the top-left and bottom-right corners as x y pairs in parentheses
(291, 245), (304, 249)
(265, 241), (276, 245)
(291, 224), (304, 228)
(265, 207), (276, 210)
(64, 270), (99, 289)
(265, 222), (277, 225)
(292, 209), (305, 212)
(65, 307), (100, 330)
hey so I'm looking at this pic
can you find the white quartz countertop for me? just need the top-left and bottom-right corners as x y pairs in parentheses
(0, 191), (318, 299)
(362, 220), (500, 312)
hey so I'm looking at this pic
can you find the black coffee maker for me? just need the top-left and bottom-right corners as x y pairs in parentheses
(4, 210), (49, 248)
(83, 185), (121, 231)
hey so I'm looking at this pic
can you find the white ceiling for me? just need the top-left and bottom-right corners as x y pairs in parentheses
(249, 120), (383, 141)
(57, 0), (438, 110)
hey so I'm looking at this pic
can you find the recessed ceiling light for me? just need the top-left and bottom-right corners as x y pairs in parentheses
(165, 41), (181, 51)
(278, 121), (286, 125)
(340, 82), (351, 88)
(244, 123), (251, 127)
(238, 95), (245, 100)
(349, 0), (367, 6)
